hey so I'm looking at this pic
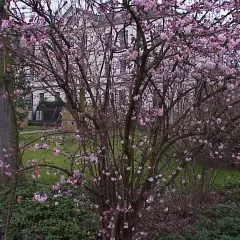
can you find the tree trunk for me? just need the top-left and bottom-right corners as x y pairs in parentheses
(98, 210), (135, 240)
(0, 42), (26, 184)
(0, 83), (15, 183)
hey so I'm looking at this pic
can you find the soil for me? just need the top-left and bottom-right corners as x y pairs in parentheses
(134, 189), (230, 240)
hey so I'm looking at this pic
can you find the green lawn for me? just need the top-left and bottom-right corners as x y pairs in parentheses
(19, 132), (81, 184)
(213, 168), (240, 188)
(20, 125), (53, 132)
(19, 131), (240, 188)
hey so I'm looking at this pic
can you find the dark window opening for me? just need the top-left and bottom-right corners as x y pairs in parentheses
(104, 33), (111, 49)
(153, 89), (162, 108)
(55, 92), (60, 101)
(120, 30), (128, 49)
(105, 61), (110, 77)
(120, 60), (126, 73)
(39, 93), (44, 102)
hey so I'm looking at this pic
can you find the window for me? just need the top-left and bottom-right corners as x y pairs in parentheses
(104, 33), (111, 49)
(120, 60), (126, 73)
(152, 23), (163, 46)
(28, 93), (33, 110)
(118, 89), (126, 105)
(81, 35), (88, 47)
(153, 89), (162, 108)
(119, 30), (128, 49)
(39, 93), (44, 102)
(55, 92), (60, 101)
(0, 1), (5, 14)
(130, 35), (136, 45)
(105, 61), (110, 77)
(98, 14), (105, 22)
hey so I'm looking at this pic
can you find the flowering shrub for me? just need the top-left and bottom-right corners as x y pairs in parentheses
(1, 0), (240, 239)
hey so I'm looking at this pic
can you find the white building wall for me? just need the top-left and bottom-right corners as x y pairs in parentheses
(29, 10), (165, 117)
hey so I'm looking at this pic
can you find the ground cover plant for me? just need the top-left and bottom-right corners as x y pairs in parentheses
(0, 182), (98, 240)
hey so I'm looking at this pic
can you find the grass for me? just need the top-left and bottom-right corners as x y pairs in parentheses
(20, 125), (52, 132)
(19, 129), (127, 184)
(19, 130), (240, 188)
(213, 169), (240, 188)
(19, 132), (81, 184)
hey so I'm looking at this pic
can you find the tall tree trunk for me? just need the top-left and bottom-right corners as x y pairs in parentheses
(0, 80), (17, 183)
(0, 39), (25, 184)
(0, 37), (16, 183)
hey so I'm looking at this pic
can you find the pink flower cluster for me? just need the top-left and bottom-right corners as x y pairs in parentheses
(33, 192), (47, 203)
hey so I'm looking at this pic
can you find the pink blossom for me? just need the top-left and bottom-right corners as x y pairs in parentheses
(14, 89), (23, 95)
(66, 178), (78, 185)
(227, 83), (235, 91)
(216, 118), (222, 125)
(159, 32), (168, 41)
(139, 118), (145, 126)
(155, 108), (164, 116)
(34, 143), (40, 151)
(17, 196), (23, 204)
(89, 154), (98, 163)
(184, 25), (192, 34)
(146, 195), (154, 204)
(133, 95), (140, 101)
(42, 143), (49, 150)
(52, 184), (60, 191)
(33, 193), (47, 203)
(206, 61), (216, 70)
(20, 36), (27, 48)
(54, 148), (60, 156)
(126, 50), (138, 61)
(1, 20), (9, 29)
